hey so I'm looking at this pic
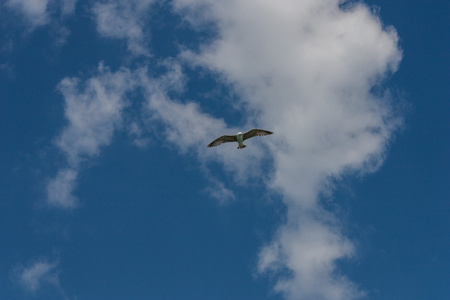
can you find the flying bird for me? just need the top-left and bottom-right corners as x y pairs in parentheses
(207, 129), (273, 149)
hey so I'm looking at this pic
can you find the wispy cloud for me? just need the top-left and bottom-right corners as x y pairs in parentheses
(13, 259), (59, 293)
(203, 176), (236, 204)
(137, 61), (269, 182)
(59, 0), (77, 16)
(6, 0), (51, 28)
(92, 0), (156, 56)
(5, 0), (78, 46)
(46, 63), (135, 208)
(46, 167), (78, 209)
(13, 258), (72, 299)
(6, 0), (77, 27)
(46, 58), (264, 208)
(174, 0), (402, 299)
(56, 63), (135, 166)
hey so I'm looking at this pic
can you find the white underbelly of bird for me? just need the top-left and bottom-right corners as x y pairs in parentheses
(236, 132), (246, 149)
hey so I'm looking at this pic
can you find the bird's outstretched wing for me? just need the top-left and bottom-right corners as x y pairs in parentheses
(243, 129), (273, 141)
(207, 135), (237, 147)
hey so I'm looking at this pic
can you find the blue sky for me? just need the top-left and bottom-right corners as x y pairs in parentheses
(0, 0), (448, 299)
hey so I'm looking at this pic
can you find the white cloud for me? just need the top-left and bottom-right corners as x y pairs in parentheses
(5, 0), (77, 46)
(6, 0), (77, 28)
(46, 167), (78, 208)
(173, 0), (402, 299)
(59, 0), (77, 16)
(6, 0), (50, 28)
(258, 213), (362, 300)
(92, 0), (155, 56)
(204, 178), (236, 204)
(13, 259), (71, 299)
(127, 121), (151, 148)
(14, 260), (59, 293)
(47, 63), (136, 208)
(56, 63), (135, 165)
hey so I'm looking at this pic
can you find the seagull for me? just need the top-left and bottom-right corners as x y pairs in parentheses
(207, 129), (273, 149)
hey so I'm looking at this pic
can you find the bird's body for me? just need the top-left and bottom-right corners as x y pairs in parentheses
(207, 129), (273, 149)
(236, 132), (245, 149)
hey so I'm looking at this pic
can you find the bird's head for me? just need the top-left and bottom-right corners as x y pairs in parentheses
(237, 132), (242, 135)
